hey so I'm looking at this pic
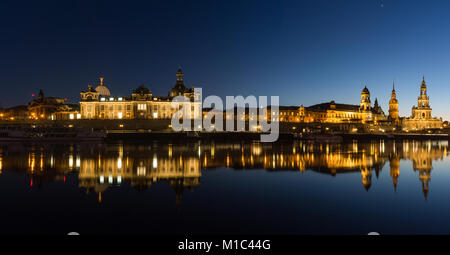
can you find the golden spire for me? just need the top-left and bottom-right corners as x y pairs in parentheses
(100, 77), (104, 86)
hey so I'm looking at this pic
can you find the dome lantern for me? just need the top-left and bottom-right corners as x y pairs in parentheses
(95, 77), (111, 96)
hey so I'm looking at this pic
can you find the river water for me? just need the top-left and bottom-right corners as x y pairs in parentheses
(0, 139), (449, 234)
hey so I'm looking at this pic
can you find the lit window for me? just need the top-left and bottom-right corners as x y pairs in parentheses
(76, 113), (81, 119)
(118, 97), (123, 101)
(118, 112), (123, 119)
(109, 97), (114, 101)
(153, 155), (157, 168)
(69, 114), (74, 120)
(153, 112), (158, 118)
(100, 98), (105, 101)
(137, 166), (146, 176)
(138, 104), (147, 110)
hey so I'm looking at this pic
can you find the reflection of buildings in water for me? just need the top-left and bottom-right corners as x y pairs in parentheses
(389, 156), (400, 191)
(0, 143), (202, 204)
(0, 140), (447, 201)
(203, 142), (380, 172)
(361, 167), (372, 191)
(401, 140), (446, 199)
(200, 140), (447, 196)
(202, 141), (386, 192)
(78, 144), (201, 204)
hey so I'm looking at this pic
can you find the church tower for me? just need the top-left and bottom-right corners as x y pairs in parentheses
(176, 68), (184, 82)
(402, 75), (442, 130)
(389, 82), (399, 121)
(411, 76), (432, 120)
(170, 68), (189, 97)
(418, 76), (430, 108)
(360, 86), (371, 111)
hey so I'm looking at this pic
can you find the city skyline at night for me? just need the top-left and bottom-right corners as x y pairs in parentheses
(1, 0), (450, 121)
(4, 0), (450, 242)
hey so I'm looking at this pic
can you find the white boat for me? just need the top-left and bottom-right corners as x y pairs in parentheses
(0, 125), (106, 142)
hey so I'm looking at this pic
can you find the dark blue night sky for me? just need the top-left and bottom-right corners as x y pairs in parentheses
(1, 0), (450, 120)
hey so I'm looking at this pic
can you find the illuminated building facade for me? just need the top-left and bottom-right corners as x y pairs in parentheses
(28, 89), (80, 120)
(80, 68), (201, 120)
(0, 70), (445, 132)
(267, 80), (443, 131)
(401, 77), (442, 130)
(271, 86), (387, 124)
(277, 106), (304, 122)
(206, 78), (443, 131)
(1, 105), (29, 121)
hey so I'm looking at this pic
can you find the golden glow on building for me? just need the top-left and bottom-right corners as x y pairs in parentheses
(389, 82), (399, 122)
(80, 69), (201, 120)
(402, 77), (443, 130)
(262, 82), (443, 131)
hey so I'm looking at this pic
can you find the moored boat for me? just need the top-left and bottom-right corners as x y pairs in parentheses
(0, 125), (106, 142)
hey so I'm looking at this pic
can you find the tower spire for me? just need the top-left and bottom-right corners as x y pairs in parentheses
(176, 67), (184, 82)
(389, 80), (399, 121)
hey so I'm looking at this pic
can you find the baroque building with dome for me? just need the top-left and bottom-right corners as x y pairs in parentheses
(79, 68), (201, 120)
(270, 77), (443, 131)
(291, 85), (388, 124)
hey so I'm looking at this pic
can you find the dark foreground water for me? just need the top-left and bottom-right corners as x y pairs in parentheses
(0, 139), (449, 234)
